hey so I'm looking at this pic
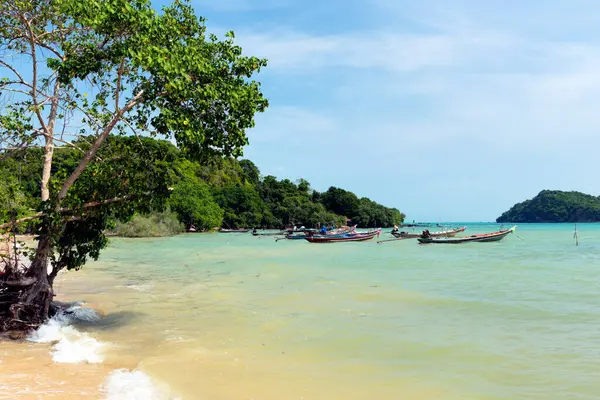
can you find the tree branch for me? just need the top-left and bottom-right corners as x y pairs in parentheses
(32, 128), (88, 155)
(0, 193), (146, 230)
(0, 87), (35, 97)
(0, 214), (43, 230)
(23, 16), (48, 134)
(115, 57), (125, 111)
(56, 89), (145, 203)
(0, 60), (30, 87)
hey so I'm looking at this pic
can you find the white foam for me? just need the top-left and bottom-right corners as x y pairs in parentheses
(103, 369), (170, 400)
(27, 305), (105, 364)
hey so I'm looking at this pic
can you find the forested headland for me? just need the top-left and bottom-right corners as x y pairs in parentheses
(497, 190), (600, 223)
(1, 136), (405, 235)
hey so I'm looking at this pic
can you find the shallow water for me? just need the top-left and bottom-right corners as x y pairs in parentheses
(2, 223), (600, 399)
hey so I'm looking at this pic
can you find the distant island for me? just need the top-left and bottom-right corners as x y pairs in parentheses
(497, 190), (600, 223)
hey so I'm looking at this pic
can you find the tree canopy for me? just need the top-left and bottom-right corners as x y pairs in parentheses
(497, 190), (600, 223)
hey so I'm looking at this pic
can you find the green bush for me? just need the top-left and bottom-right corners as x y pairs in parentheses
(109, 210), (185, 237)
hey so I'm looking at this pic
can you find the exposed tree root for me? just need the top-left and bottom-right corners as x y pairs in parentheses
(1, 237), (53, 334)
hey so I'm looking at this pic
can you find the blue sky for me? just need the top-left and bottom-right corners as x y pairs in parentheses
(180, 0), (600, 223)
(38, 1), (600, 221)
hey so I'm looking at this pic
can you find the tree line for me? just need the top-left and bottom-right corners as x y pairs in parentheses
(0, 136), (405, 232)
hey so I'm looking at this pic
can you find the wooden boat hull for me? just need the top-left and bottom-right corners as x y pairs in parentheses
(219, 229), (250, 233)
(392, 226), (466, 239)
(305, 229), (380, 243)
(417, 226), (517, 244)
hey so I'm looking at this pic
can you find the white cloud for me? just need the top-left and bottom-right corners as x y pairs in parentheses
(247, 106), (336, 144)
(237, 31), (459, 72)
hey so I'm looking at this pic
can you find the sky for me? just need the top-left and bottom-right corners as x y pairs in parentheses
(7, 0), (600, 222)
(171, 0), (600, 223)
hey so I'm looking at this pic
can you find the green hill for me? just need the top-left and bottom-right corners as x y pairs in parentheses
(496, 190), (600, 223)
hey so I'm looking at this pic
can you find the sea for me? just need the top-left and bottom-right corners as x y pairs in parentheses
(1, 223), (600, 400)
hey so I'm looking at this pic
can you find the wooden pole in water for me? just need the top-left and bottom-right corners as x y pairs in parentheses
(574, 223), (579, 246)
(377, 236), (413, 244)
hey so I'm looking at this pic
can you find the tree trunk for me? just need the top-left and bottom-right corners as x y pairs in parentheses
(40, 81), (61, 202)
(23, 235), (53, 318)
(40, 136), (54, 202)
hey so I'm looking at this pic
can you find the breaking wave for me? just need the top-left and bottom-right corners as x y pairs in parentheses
(103, 369), (174, 400)
(27, 304), (105, 364)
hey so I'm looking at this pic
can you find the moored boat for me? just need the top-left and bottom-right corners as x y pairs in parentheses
(304, 229), (381, 243)
(219, 228), (251, 233)
(417, 226), (517, 244)
(276, 233), (309, 241)
(275, 226), (359, 242)
(392, 226), (466, 239)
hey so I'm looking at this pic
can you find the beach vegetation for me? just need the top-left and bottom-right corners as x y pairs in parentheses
(109, 210), (184, 237)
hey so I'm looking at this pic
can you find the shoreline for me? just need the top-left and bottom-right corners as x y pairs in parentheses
(1, 267), (176, 400)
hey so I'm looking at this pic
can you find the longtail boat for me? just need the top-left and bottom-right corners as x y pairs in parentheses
(275, 226), (357, 242)
(276, 233), (309, 241)
(304, 229), (381, 243)
(219, 228), (251, 233)
(417, 226), (517, 244)
(392, 226), (466, 239)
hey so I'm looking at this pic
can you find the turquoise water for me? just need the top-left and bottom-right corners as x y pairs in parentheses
(21, 223), (600, 399)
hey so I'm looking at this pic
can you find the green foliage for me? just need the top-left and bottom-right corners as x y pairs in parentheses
(320, 187), (360, 217)
(109, 210), (184, 237)
(319, 187), (404, 227)
(213, 184), (265, 228)
(497, 190), (600, 223)
(0, 175), (28, 224)
(353, 198), (405, 228)
(239, 159), (260, 185)
(47, 0), (268, 159)
(169, 180), (223, 230)
(44, 136), (181, 271)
